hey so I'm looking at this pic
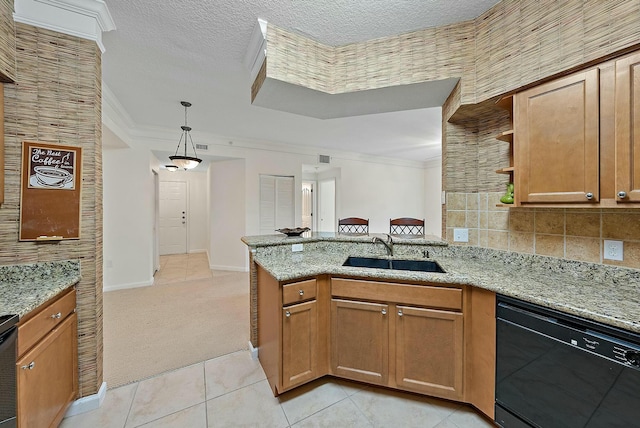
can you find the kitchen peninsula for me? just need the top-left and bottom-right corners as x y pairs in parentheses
(243, 233), (640, 419)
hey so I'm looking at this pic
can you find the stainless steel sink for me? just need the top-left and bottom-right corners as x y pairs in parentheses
(342, 256), (446, 273)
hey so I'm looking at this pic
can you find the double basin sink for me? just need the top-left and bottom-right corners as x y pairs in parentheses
(342, 256), (445, 273)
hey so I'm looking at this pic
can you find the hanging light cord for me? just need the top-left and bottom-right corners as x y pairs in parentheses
(173, 102), (199, 159)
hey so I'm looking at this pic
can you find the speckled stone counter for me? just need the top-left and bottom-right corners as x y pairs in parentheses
(0, 260), (81, 318)
(243, 233), (640, 335)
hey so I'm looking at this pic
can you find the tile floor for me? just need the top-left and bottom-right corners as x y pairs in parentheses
(64, 253), (495, 427)
(61, 350), (495, 428)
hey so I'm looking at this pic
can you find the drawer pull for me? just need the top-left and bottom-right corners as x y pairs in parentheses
(381, 308), (386, 315)
(51, 312), (62, 319)
(285, 311), (291, 318)
(298, 290), (304, 296)
(21, 362), (35, 370)
(585, 192), (594, 200)
(398, 309), (404, 317)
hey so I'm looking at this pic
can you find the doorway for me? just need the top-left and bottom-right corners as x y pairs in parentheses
(318, 178), (336, 232)
(301, 181), (314, 231)
(159, 181), (188, 255)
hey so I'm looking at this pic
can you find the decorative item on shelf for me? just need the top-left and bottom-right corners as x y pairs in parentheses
(169, 101), (202, 170)
(276, 227), (310, 237)
(500, 183), (514, 204)
(165, 164), (179, 172)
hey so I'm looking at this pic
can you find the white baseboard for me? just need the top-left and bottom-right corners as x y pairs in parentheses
(209, 264), (248, 272)
(103, 278), (153, 292)
(65, 382), (107, 417)
(249, 341), (258, 360)
(188, 249), (207, 254)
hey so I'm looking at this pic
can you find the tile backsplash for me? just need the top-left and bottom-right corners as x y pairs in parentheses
(445, 192), (640, 269)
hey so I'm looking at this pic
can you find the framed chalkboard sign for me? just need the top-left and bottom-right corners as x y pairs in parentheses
(19, 141), (82, 241)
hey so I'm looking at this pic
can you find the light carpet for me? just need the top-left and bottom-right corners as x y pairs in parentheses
(103, 270), (249, 389)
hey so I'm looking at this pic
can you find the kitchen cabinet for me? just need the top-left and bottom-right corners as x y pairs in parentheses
(615, 51), (640, 203)
(257, 267), (329, 395)
(16, 287), (77, 428)
(514, 69), (600, 204)
(506, 48), (640, 207)
(331, 299), (388, 385)
(331, 277), (464, 401)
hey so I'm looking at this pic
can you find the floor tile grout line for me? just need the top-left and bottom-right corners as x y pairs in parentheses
(123, 382), (140, 428)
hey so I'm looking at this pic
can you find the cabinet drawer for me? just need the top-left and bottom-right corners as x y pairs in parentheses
(331, 278), (462, 311)
(18, 288), (76, 356)
(283, 279), (317, 306)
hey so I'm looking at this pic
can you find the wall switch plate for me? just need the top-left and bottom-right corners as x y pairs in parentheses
(453, 228), (469, 242)
(291, 243), (304, 252)
(604, 240), (623, 261)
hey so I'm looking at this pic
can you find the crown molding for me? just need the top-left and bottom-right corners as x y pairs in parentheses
(14, 0), (115, 52)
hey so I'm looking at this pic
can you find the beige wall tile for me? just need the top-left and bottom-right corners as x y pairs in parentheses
(509, 210), (534, 233)
(535, 210), (564, 235)
(602, 212), (640, 240)
(479, 229), (488, 247)
(510, 232), (534, 254)
(468, 228), (479, 246)
(566, 212), (600, 237)
(467, 193), (479, 210)
(447, 193), (466, 210)
(488, 211), (509, 231)
(565, 237), (600, 263)
(488, 230), (508, 250)
(479, 193), (489, 212)
(535, 234), (564, 258)
(447, 211), (466, 228)
(479, 211), (489, 229)
(466, 211), (479, 228)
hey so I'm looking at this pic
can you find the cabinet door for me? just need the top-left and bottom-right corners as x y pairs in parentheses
(515, 69), (600, 203)
(395, 306), (463, 400)
(615, 51), (640, 202)
(17, 313), (78, 428)
(331, 299), (388, 385)
(282, 300), (317, 390)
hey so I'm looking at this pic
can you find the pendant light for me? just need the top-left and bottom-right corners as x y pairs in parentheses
(169, 101), (202, 170)
(165, 164), (179, 172)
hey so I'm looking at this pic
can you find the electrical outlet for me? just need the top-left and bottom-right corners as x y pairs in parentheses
(604, 240), (623, 261)
(453, 228), (469, 243)
(291, 243), (304, 252)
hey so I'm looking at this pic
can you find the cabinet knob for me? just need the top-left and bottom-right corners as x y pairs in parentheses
(51, 312), (61, 319)
(398, 309), (404, 317)
(381, 308), (386, 315)
(618, 191), (628, 199)
(21, 361), (35, 370)
(585, 192), (594, 200)
(298, 290), (304, 296)
(285, 311), (291, 318)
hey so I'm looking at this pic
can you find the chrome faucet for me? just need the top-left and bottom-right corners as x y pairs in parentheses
(373, 234), (394, 256)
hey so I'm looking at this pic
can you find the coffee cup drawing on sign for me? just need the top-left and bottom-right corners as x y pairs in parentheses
(32, 166), (73, 188)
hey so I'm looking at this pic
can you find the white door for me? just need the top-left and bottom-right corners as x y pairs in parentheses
(159, 181), (187, 255)
(318, 178), (335, 232)
(301, 181), (314, 231)
(260, 175), (295, 234)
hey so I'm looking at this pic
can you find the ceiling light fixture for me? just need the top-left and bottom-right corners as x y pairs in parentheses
(169, 101), (202, 170)
(165, 164), (179, 172)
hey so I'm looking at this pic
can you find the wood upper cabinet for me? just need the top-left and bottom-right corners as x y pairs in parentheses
(331, 299), (389, 385)
(16, 288), (78, 428)
(615, 51), (640, 203)
(395, 305), (463, 400)
(515, 69), (600, 204)
(282, 300), (318, 390)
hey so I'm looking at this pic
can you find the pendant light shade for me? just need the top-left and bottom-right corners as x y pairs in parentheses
(169, 101), (202, 170)
(165, 164), (179, 172)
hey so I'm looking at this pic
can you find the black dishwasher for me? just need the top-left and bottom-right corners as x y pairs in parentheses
(496, 295), (640, 428)
(0, 315), (17, 428)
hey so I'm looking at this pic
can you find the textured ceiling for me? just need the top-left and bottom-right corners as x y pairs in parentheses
(102, 0), (499, 163)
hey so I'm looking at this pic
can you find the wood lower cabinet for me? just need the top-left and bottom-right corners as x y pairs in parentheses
(16, 287), (78, 428)
(331, 299), (388, 385)
(256, 268), (495, 418)
(395, 305), (463, 399)
(282, 300), (318, 389)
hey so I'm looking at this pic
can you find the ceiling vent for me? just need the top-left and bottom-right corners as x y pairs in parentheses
(196, 144), (209, 151)
(318, 154), (331, 164)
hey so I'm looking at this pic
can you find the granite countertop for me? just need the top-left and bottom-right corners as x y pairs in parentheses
(242, 231), (448, 247)
(247, 235), (640, 334)
(0, 260), (81, 318)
